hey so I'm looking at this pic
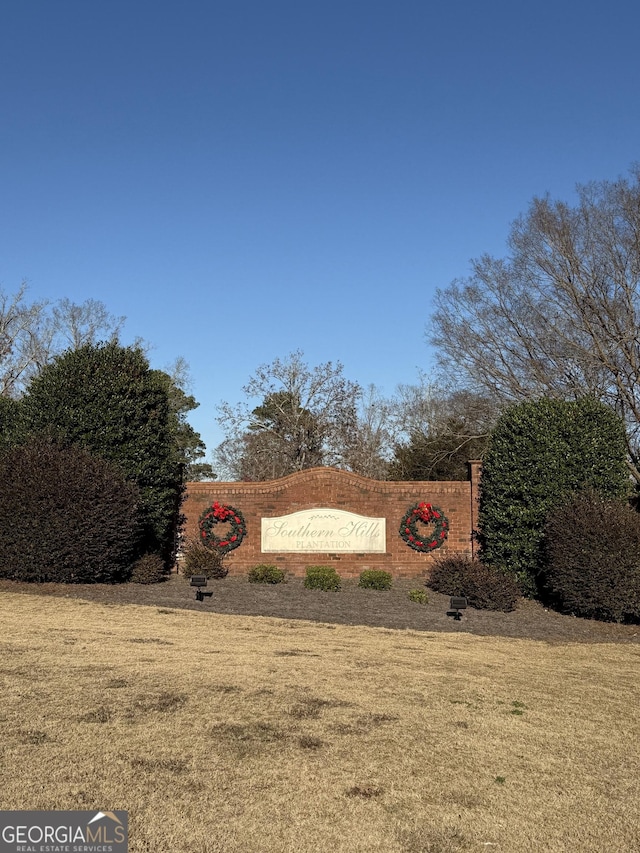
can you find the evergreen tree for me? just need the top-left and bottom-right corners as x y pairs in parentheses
(21, 342), (183, 565)
(479, 397), (630, 595)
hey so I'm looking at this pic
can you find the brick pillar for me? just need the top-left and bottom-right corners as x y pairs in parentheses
(468, 460), (482, 560)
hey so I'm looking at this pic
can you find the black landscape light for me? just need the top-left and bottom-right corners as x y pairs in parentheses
(446, 596), (467, 621)
(190, 575), (213, 601)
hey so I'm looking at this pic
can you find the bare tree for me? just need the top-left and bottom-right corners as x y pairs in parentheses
(215, 351), (362, 480)
(213, 430), (298, 481)
(0, 284), (127, 399)
(429, 166), (640, 481)
(339, 385), (395, 479)
(390, 373), (446, 438)
(50, 298), (124, 351)
(388, 376), (495, 479)
(0, 283), (50, 397)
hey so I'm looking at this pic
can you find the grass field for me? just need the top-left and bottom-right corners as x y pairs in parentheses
(1, 591), (639, 852)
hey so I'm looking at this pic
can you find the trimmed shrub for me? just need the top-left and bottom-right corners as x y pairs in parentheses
(543, 491), (640, 622)
(130, 553), (168, 584)
(248, 564), (286, 584)
(180, 538), (229, 579)
(304, 565), (341, 591)
(408, 589), (429, 605)
(0, 438), (139, 583)
(479, 397), (630, 595)
(358, 569), (392, 590)
(428, 555), (521, 612)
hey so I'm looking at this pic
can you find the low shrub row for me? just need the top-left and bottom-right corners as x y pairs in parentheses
(242, 563), (429, 605)
(241, 564), (397, 590)
(243, 565), (395, 591)
(211, 561), (518, 612)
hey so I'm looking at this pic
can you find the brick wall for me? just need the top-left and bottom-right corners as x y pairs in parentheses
(183, 465), (481, 579)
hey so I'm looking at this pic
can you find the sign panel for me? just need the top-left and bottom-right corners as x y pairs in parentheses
(261, 508), (386, 553)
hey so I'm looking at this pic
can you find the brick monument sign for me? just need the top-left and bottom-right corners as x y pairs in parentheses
(183, 463), (481, 579)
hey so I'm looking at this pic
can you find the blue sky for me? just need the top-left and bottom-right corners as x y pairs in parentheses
(2, 1), (640, 461)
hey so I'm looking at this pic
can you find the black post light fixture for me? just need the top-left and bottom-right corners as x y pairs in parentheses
(446, 596), (467, 621)
(190, 575), (213, 601)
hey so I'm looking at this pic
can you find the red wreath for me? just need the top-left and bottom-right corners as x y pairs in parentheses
(198, 501), (247, 556)
(399, 502), (449, 553)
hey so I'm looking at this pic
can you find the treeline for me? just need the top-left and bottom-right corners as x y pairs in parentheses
(214, 167), (640, 487)
(212, 352), (493, 482)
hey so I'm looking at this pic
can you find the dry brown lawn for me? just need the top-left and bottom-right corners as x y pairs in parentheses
(1, 590), (639, 852)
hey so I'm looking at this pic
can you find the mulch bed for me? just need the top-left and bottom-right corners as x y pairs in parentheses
(1, 572), (638, 645)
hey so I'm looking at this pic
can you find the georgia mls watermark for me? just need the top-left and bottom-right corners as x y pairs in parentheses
(0, 811), (127, 853)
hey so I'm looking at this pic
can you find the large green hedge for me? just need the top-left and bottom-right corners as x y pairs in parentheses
(0, 397), (20, 454)
(20, 342), (183, 566)
(479, 397), (630, 594)
(0, 438), (140, 583)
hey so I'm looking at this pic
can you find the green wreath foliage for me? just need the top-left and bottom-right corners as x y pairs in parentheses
(198, 501), (247, 556)
(399, 502), (449, 553)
